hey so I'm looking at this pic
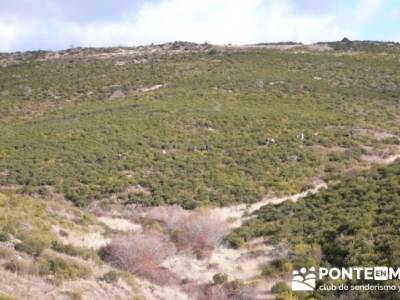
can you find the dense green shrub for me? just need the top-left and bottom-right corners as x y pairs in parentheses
(51, 240), (101, 264)
(213, 272), (228, 284)
(38, 252), (92, 281)
(271, 282), (290, 294)
(15, 232), (53, 256)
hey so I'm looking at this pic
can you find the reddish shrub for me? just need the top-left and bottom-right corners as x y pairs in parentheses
(89, 207), (108, 217)
(146, 205), (189, 229)
(175, 210), (229, 253)
(228, 288), (258, 300)
(100, 231), (177, 285)
(182, 281), (201, 299)
(199, 283), (257, 300)
(201, 285), (228, 300)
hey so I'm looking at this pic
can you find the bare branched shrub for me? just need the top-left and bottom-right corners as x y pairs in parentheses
(199, 282), (257, 300)
(100, 231), (177, 285)
(182, 281), (201, 299)
(175, 210), (229, 253)
(146, 205), (189, 229)
(228, 288), (258, 300)
(201, 285), (228, 300)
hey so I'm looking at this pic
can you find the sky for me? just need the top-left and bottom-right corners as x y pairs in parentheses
(0, 0), (399, 52)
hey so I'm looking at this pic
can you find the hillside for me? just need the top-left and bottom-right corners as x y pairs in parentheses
(0, 41), (400, 299)
(1, 41), (399, 208)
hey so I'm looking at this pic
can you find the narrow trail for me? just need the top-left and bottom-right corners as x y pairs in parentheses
(214, 179), (328, 229)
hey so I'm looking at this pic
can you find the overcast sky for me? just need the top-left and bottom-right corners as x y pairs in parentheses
(0, 0), (399, 52)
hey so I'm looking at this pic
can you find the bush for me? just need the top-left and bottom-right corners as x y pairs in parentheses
(213, 272), (228, 284)
(15, 232), (53, 256)
(262, 259), (293, 277)
(101, 270), (139, 294)
(225, 233), (246, 249)
(4, 258), (39, 275)
(38, 252), (92, 281)
(0, 247), (14, 259)
(51, 240), (101, 264)
(201, 285), (228, 300)
(99, 232), (177, 285)
(275, 291), (298, 300)
(0, 232), (10, 242)
(102, 270), (119, 283)
(175, 210), (229, 253)
(271, 282), (290, 294)
(65, 289), (83, 300)
(146, 205), (188, 230)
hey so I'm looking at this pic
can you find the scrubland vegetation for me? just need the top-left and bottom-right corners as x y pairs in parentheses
(1, 42), (399, 207)
(101, 207), (229, 285)
(0, 41), (400, 299)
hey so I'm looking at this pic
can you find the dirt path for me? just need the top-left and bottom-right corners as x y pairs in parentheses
(361, 153), (400, 165)
(214, 180), (327, 229)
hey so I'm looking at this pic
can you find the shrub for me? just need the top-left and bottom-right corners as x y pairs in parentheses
(199, 281), (256, 300)
(275, 291), (298, 300)
(225, 233), (246, 249)
(15, 232), (53, 256)
(227, 279), (245, 292)
(99, 232), (177, 285)
(0, 232), (10, 242)
(0, 247), (14, 259)
(146, 205), (188, 230)
(175, 210), (229, 253)
(101, 270), (140, 294)
(65, 289), (83, 300)
(38, 252), (92, 280)
(201, 285), (228, 300)
(102, 270), (120, 283)
(4, 258), (39, 275)
(213, 272), (228, 285)
(262, 259), (293, 277)
(51, 240), (101, 264)
(271, 282), (290, 294)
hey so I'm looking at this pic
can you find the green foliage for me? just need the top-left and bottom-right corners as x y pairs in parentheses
(102, 270), (120, 283)
(262, 259), (293, 277)
(4, 258), (39, 276)
(271, 281), (290, 294)
(15, 232), (53, 256)
(38, 251), (92, 281)
(275, 291), (298, 300)
(1, 47), (398, 207)
(213, 272), (228, 284)
(0, 193), (57, 255)
(51, 240), (101, 265)
(0, 231), (10, 242)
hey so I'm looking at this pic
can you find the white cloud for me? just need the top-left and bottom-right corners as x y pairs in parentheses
(354, 0), (388, 21)
(0, 0), (370, 51)
(0, 15), (38, 52)
(128, 0), (356, 44)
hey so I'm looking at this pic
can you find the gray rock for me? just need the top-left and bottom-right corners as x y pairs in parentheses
(109, 90), (125, 99)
